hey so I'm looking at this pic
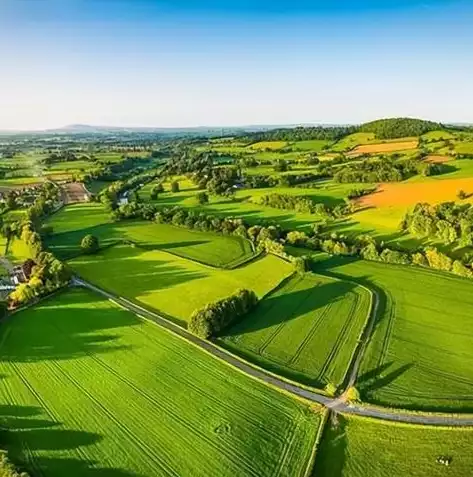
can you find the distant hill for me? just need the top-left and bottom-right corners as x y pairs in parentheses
(358, 118), (444, 139)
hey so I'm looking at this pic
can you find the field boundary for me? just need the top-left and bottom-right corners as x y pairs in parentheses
(303, 408), (329, 477)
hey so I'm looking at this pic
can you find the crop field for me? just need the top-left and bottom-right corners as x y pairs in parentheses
(46, 161), (96, 171)
(331, 133), (375, 152)
(248, 141), (288, 151)
(221, 273), (371, 388)
(314, 415), (473, 477)
(455, 141), (473, 155)
(70, 246), (293, 325)
(0, 288), (321, 477)
(425, 154), (450, 163)
(44, 203), (254, 266)
(422, 130), (456, 140)
(312, 255), (473, 411)
(291, 140), (331, 152)
(351, 139), (418, 155)
(358, 176), (473, 208)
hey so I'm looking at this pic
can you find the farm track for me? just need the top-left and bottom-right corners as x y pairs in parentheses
(73, 277), (473, 427)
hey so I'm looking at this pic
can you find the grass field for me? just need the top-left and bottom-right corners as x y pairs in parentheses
(6, 237), (31, 263)
(0, 288), (321, 477)
(455, 141), (473, 155)
(70, 246), (293, 325)
(351, 139), (418, 155)
(220, 273), (371, 388)
(331, 133), (375, 152)
(314, 415), (473, 477)
(311, 254), (473, 411)
(248, 141), (288, 151)
(291, 140), (331, 152)
(45, 203), (254, 267)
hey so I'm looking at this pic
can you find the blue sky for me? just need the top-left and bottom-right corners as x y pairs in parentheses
(0, 0), (472, 129)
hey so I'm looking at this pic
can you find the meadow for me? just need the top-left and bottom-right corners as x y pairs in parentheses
(314, 415), (473, 477)
(311, 254), (473, 411)
(69, 245), (293, 326)
(220, 273), (371, 389)
(351, 139), (418, 154)
(0, 288), (321, 477)
(330, 133), (375, 152)
(45, 203), (254, 267)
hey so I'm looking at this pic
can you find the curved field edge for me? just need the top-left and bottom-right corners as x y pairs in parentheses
(43, 202), (255, 268)
(305, 252), (473, 413)
(219, 272), (372, 390)
(68, 245), (294, 326)
(312, 413), (473, 477)
(0, 288), (323, 477)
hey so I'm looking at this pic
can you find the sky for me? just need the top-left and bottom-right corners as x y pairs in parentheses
(0, 0), (472, 130)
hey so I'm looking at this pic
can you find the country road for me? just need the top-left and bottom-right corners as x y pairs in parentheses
(73, 276), (473, 427)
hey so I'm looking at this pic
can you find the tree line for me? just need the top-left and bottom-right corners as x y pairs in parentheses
(401, 201), (473, 246)
(188, 289), (258, 339)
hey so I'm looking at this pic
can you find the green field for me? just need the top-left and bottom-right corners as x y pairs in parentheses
(70, 245), (293, 325)
(221, 273), (371, 388)
(311, 254), (473, 411)
(331, 133), (375, 152)
(248, 141), (288, 151)
(0, 288), (321, 477)
(45, 203), (254, 267)
(314, 415), (473, 477)
(455, 141), (473, 155)
(422, 130), (456, 141)
(291, 140), (331, 152)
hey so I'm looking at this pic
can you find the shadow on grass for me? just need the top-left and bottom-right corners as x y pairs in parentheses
(0, 402), (143, 477)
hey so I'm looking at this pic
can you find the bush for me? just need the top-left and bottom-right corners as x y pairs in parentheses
(188, 289), (258, 339)
(170, 181), (180, 193)
(0, 450), (28, 477)
(81, 234), (99, 254)
(196, 191), (209, 205)
(345, 386), (360, 403)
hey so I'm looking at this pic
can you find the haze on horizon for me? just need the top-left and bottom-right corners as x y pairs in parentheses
(1, 0), (472, 131)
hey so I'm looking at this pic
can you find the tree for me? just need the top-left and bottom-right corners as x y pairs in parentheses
(81, 234), (99, 254)
(171, 181), (180, 193)
(345, 386), (360, 403)
(196, 191), (209, 205)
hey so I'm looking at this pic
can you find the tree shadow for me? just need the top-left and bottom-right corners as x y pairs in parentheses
(223, 277), (356, 337)
(311, 414), (348, 477)
(0, 402), (143, 477)
(357, 361), (413, 396)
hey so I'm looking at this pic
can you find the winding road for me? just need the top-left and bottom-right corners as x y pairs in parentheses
(72, 276), (473, 427)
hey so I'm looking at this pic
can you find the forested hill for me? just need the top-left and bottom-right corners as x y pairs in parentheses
(358, 118), (443, 139)
(241, 125), (356, 142)
(241, 117), (447, 142)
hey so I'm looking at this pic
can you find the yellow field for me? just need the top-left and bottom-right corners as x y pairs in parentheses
(352, 139), (418, 154)
(358, 177), (473, 208)
(248, 141), (288, 151)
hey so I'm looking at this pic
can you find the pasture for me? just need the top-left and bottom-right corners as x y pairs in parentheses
(221, 273), (371, 388)
(0, 288), (321, 477)
(69, 245), (293, 325)
(45, 203), (254, 267)
(312, 254), (473, 411)
(351, 139), (418, 155)
(331, 133), (375, 152)
(248, 141), (288, 151)
(314, 415), (473, 477)
(291, 140), (331, 152)
(422, 130), (456, 140)
(455, 141), (473, 155)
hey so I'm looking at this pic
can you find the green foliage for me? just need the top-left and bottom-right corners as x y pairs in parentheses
(80, 234), (99, 254)
(0, 450), (28, 477)
(345, 386), (360, 403)
(0, 289), (320, 477)
(170, 180), (180, 193)
(359, 118), (443, 139)
(196, 191), (209, 205)
(189, 289), (258, 339)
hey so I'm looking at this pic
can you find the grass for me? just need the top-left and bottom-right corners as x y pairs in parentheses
(422, 130), (456, 140)
(310, 254), (473, 412)
(291, 140), (331, 152)
(248, 141), (288, 151)
(69, 245), (293, 325)
(314, 414), (473, 477)
(0, 288), (321, 477)
(6, 238), (31, 263)
(351, 139), (418, 155)
(455, 142), (473, 155)
(220, 272), (371, 388)
(331, 133), (375, 152)
(44, 203), (254, 267)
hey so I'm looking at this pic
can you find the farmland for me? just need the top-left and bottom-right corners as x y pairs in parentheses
(45, 203), (254, 267)
(221, 273), (371, 388)
(351, 138), (418, 154)
(312, 254), (473, 411)
(70, 245), (293, 325)
(0, 288), (321, 477)
(314, 415), (473, 477)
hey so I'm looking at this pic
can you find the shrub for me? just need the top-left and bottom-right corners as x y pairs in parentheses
(196, 191), (209, 205)
(188, 289), (258, 339)
(170, 181), (180, 193)
(80, 234), (99, 254)
(345, 386), (360, 403)
(0, 450), (28, 477)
